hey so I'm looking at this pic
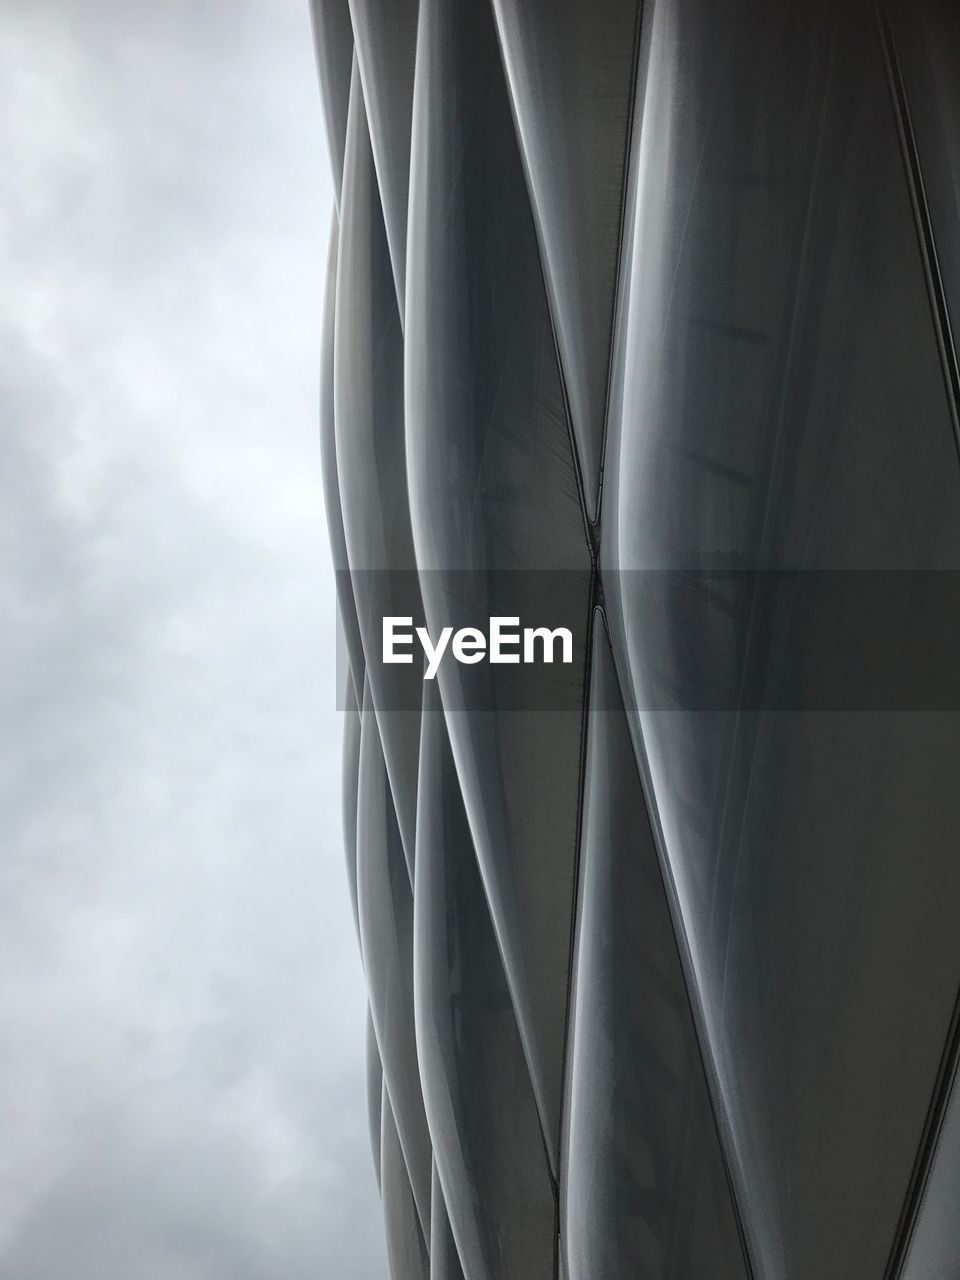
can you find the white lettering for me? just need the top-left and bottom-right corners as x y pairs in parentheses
(417, 625), (453, 680)
(383, 617), (413, 663)
(382, 618), (575, 676)
(523, 626), (573, 664)
(452, 627), (486, 664)
(489, 616), (520, 663)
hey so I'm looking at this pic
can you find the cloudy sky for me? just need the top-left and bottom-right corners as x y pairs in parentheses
(0, 1), (385, 1276)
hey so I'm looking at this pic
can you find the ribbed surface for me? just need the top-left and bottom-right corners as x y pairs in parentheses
(312, 3), (960, 1277)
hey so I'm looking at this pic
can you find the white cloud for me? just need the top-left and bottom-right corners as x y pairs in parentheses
(0, 1), (383, 1275)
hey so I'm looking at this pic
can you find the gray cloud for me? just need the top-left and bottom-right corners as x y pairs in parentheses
(0, 1), (384, 1275)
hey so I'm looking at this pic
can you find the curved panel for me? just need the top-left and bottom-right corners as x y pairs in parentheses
(413, 684), (555, 1280)
(382, 1089), (431, 1280)
(405, 0), (593, 1170)
(356, 682), (432, 1238)
(562, 612), (747, 1280)
(601, 1), (960, 1275)
(491, 0), (641, 521)
(899, 1065), (960, 1280)
(318, 1), (960, 1271)
(336, 67), (422, 873)
(342, 685), (362, 942)
(320, 216), (365, 693)
(428, 1162), (465, 1280)
(885, 0), (960, 405)
(308, 0), (354, 203)
(347, 0), (419, 308)
(367, 1009), (384, 1189)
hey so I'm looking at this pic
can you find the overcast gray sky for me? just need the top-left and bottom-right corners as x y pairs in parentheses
(0, 1), (385, 1276)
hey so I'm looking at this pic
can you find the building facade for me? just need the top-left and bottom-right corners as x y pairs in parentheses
(311, 1), (960, 1276)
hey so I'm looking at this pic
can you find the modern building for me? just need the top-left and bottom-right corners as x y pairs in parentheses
(310, 1), (960, 1277)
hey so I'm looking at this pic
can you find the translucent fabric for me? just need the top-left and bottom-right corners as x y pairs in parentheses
(428, 1163), (465, 1280)
(347, 0), (419, 307)
(899, 1069), (960, 1280)
(491, 0), (642, 518)
(382, 1089), (430, 1280)
(356, 682), (432, 1237)
(367, 1010), (383, 1188)
(312, 1), (960, 1275)
(600, 0), (960, 1274)
(413, 684), (555, 1280)
(319, 216), (364, 692)
(308, 0), (353, 202)
(336, 68), (422, 873)
(885, 0), (960, 386)
(405, 0), (593, 1170)
(562, 613), (747, 1280)
(341, 681), (361, 941)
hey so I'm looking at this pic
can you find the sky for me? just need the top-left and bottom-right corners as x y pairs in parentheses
(0, 1), (386, 1276)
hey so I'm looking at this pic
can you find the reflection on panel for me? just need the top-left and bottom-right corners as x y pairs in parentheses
(491, 0), (641, 519)
(602, 1), (960, 1275)
(367, 1010), (383, 1188)
(308, 0), (353, 202)
(428, 1162), (465, 1280)
(563, 612), (747, 1280)
(342, 682), (361, 941)
(347, 0), (418, 307)
(414, 685), (555, 1280)
(405, 0), (592, 1170)
(336, 66), (421, 873)
(382, 1089), (431, 1280)
(356, 683), (432, 1238)
(320, 216), (365, 691)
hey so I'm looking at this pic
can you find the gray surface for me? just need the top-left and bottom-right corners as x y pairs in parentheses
(901, 1068), (960, 1280)
(414, 684), (556, 1280)
(356, 682), (433, 1237)
(347, 0), (419, 308)
(336, 66), (422, 873)
(491, 0), (641, 520)
(601, 1), (960, 1274)
(315, 0), (960, 1277)
(428, 1162), (466, 1280)
(405, 0), (593, 1173)
(367, 1012), (384, 1191)
(563, 613), (747, 1279)
(381, 1092), (430, 1280)
(309, 0), (353, 203)
(321, 214), (366, 694)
